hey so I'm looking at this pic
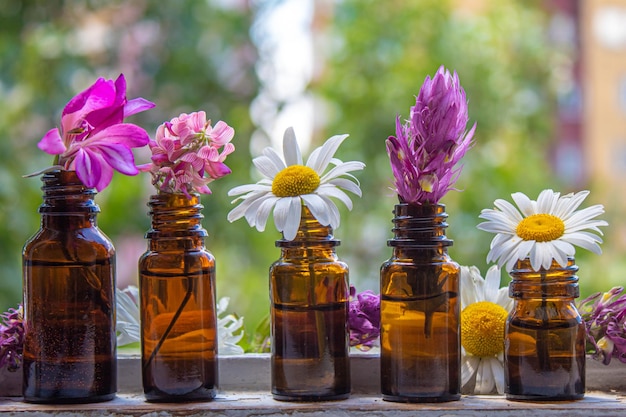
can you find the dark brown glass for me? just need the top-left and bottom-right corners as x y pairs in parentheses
(139, 193), (218, 402)
(505, 257), (585, 401)
(22, 170), (116, 404)
(270, 206), (350, 401)
(380, 203), (460, 403)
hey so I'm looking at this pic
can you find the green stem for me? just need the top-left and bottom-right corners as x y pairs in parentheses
(537, 268), (550, 372)
(143, 253), (194, 373)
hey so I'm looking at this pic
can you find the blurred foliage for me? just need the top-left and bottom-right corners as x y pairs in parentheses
(0, 0), (619, 348)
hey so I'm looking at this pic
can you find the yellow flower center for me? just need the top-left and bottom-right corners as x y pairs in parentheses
(516, 213), (565, 242)
(461, 301), (508, 358)
(272, 165), (320, 197)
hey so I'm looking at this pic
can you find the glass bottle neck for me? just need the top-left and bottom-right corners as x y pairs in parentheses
(145, 192), (207, 251)
(275, 206), (339, 257)
(39, 170), (99, 229)
(509, 258), (579, 300)
(387, 202), (453, 257)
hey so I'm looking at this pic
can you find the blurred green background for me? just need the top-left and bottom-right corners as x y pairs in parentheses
(1, 0), (624, 349)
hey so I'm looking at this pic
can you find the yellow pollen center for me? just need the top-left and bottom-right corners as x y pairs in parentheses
(515, 214), (565, 242)
(461, 301), (508, 358)
(272, 165), (320, 197)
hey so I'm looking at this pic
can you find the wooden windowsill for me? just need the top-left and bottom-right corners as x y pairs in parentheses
(1, 353), (625, 416)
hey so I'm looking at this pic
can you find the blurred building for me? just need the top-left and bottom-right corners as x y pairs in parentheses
(550, 0), (626, 251)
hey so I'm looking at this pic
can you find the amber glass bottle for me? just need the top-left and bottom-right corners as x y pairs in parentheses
(22, 170), (116, 404)
(380, 202), (460, 402)
(139, 193), (218, 402)
(270, 206), (351, 401)
(505, 257), (585, 401)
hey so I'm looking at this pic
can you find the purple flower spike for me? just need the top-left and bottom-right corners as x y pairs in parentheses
(578, 287), (626, 365)
(0, 304), (24, 372)
(387, 66), (476, 205)
(348, 286), (380, 351)
(36, 74), (155, 191)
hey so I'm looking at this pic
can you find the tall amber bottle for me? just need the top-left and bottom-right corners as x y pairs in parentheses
(270, 206), (351, 401)
(22, 170), (116, 404)
(380, 202), (460, 402)
(505, 257), (585, 401)
(139, 193), (218, 402)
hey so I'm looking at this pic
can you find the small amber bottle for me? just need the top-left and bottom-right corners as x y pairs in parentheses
(139, 193), (218, 402)
(22, 170), (116, 404)
(380, 202), (460, 402)
(505, 257), (585, 401)
(269, 206), (351, 401)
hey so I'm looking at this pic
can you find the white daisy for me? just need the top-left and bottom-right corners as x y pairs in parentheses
(460, 265), (513, 395)
(477, 189), (608, 272)
(227, 127), (365, 240)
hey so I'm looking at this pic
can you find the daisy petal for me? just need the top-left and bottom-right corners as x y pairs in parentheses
(307, 134), (349, 174)
(282, 127), (302, 166)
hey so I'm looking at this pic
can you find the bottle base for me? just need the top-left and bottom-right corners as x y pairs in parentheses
(22, 393), (116, 404)
(506, 393), (584, 402)
(144, 388), (217, 403)
(272, 391), (350, 402)
(382, 393), (461, 403)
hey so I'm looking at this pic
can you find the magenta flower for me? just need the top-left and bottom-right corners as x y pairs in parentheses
(0, 304), (24, 372)
(37, 74), (155, 191)
(139, 111), (235, 198)
(387, 66), (476, 205)
(348, 286), (380, 351)
(578, 287), (626, 365)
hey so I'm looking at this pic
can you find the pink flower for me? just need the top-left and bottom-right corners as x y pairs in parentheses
(387, 66), (476, 205)
(140, 111), (235, 197)
(37, 74), (155, 191)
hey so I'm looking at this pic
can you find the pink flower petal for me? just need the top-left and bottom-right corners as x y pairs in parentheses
(124, 97), (156, 118)
(96, 143), (139, 176)
(92, 123), (150, 148)
(210, 121), (235, 145)
(37, 128), (66, 155)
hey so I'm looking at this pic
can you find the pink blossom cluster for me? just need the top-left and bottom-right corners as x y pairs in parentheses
(37, 74), (155, 191)
(0, 304), (23, 372)
(139, 111), (235, 198)
(387, 66), (476, 205)
(579, 287), (626, 365)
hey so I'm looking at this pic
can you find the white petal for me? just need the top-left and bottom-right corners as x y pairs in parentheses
(562, 232), (604, 254)
(460, 266), (481, 309)
(307, 134), (349, 174)
(262, 146), (287, 172)
(301, 194), (331, 226)
(492, 199), (524, 223)
(461, 355), (480, 387)
(273, 197), (293, 231)
(253, 155), (281, 179)
(317, 184), (354, 210)
(511, 192), (536, 216)
(536, 189), (559, 214)
(319, 195), (341, 229)
(483, 265), (502, 303)
(327, 177), (362, 197)
(227, 192), (269, 223)
(320, 161), (365, 183)
(227, 183), (271, 197)
(490, 357), (506, 395)
(282, 127), (302, 166)
(475, 359), (495, 394)
(555, 190), (589, 218)
(281, 197), (303, 240)
(254, 195), (279, 232)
